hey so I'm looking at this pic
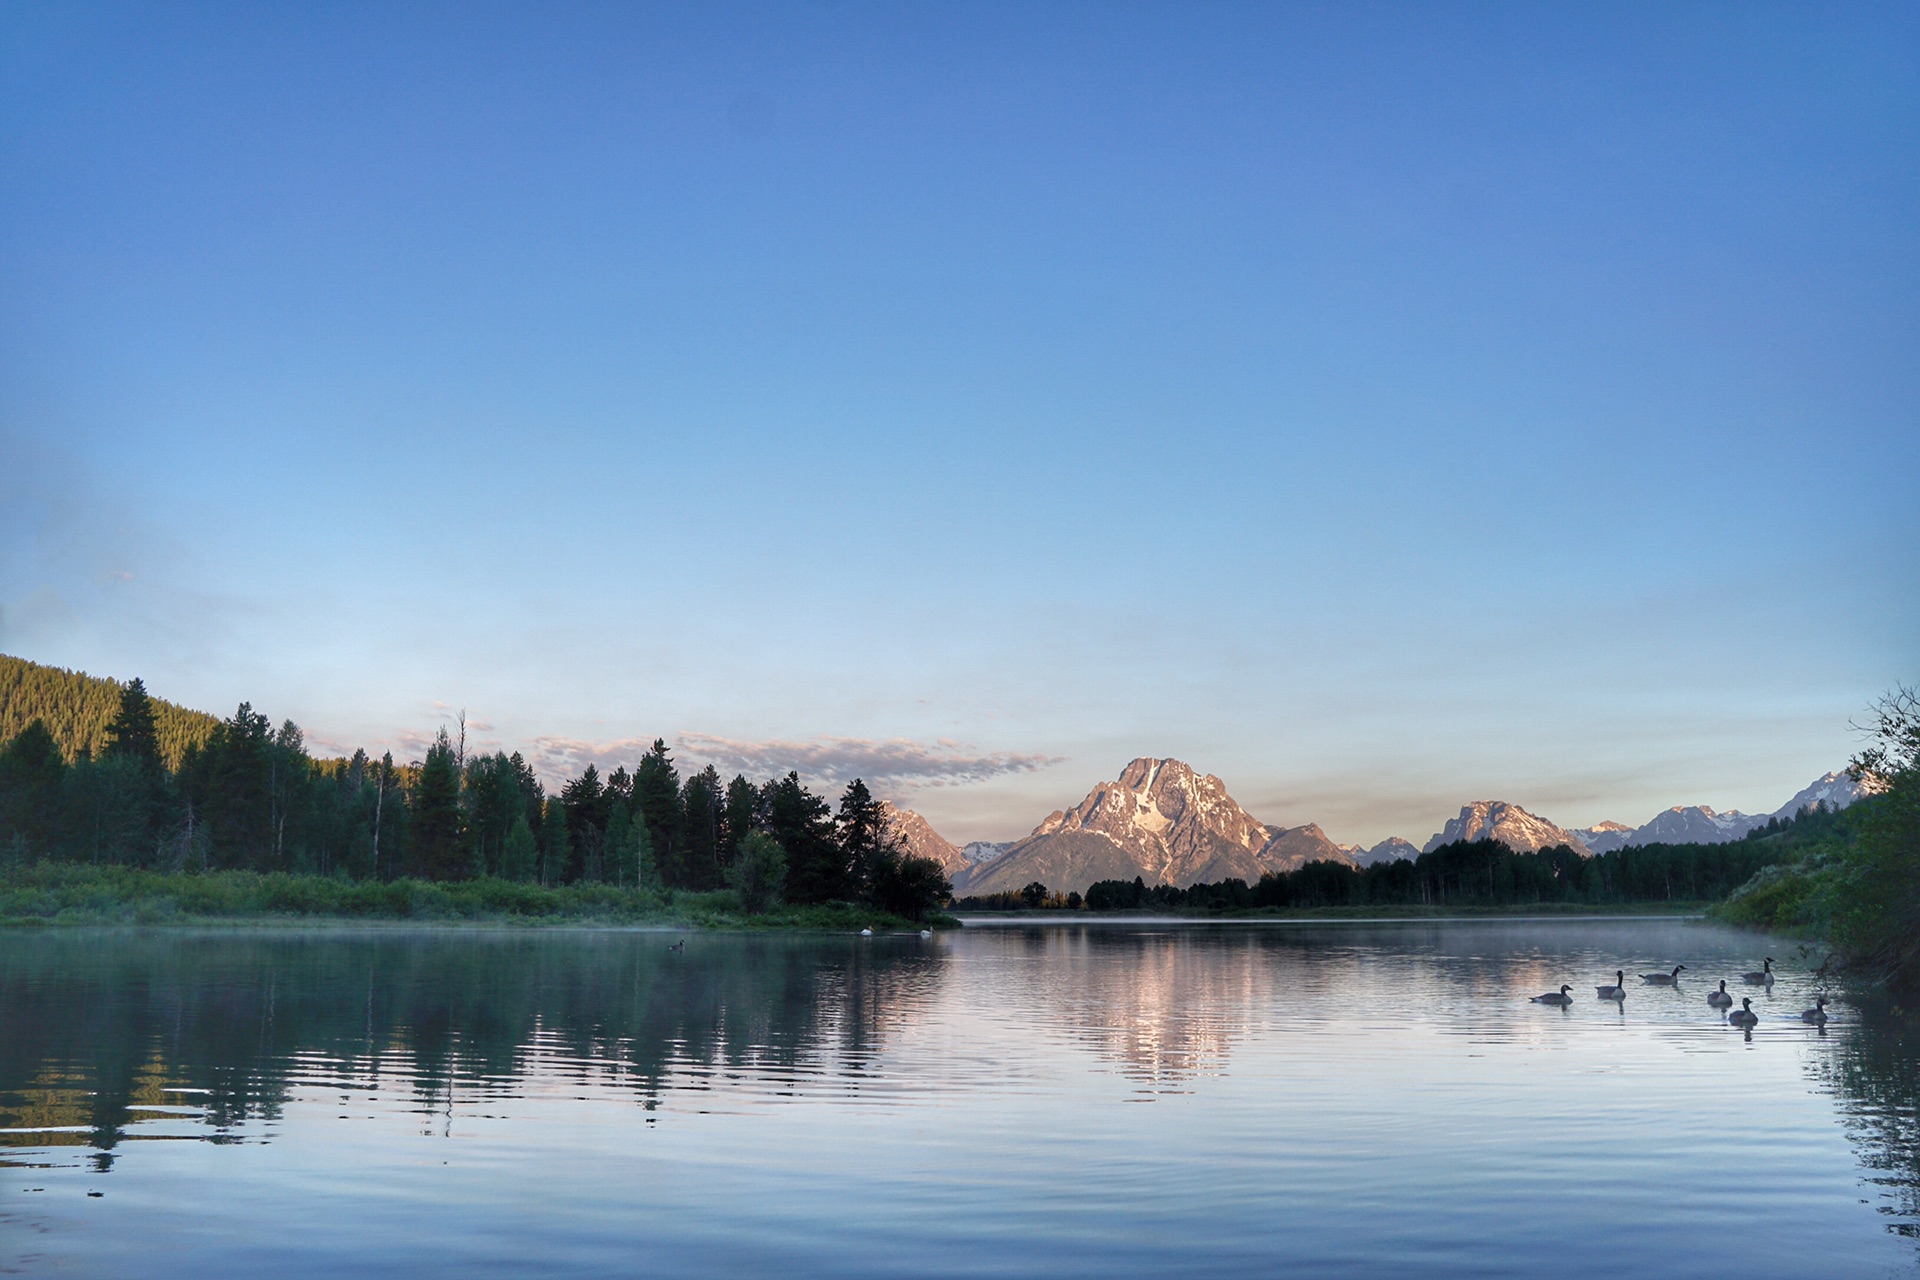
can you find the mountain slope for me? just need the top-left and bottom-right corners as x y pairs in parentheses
(880, 802), (970, 880)
(0, 653), (218, 767)
(961, 758), (1350, 896)
(1422, 801), (1591, 855)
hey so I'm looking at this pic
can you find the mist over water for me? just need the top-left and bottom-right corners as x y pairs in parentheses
(2, 921), (1915, 1277)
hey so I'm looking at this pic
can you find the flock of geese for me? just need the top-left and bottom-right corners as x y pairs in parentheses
(1531, 956), (1833, 1029)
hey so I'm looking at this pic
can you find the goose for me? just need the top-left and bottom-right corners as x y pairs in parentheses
(1708, 980), (1733, 1008)
(1595, 970), (1627, 999)
(1728, 997), (1758, 1028)
(1800, 997), (1829, 1025)
(667, 939), (684, 953)
(1531, 985), (1574, 1006)
(1742, 958), (1775, 984)
(1639, 965), (1685, 985)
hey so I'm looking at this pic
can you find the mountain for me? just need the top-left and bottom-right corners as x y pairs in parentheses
(1772, 771), (1868, 819)
(1630, 805), (1765, 846)
(1573, 821), (1636, 855)
(961, 841), (1013, 866)
(0, 653), (218, 767)
(880, 803), (971, 880)
(1422, 802), (1591, 855)
(1358, 837), (1420, 866)
(1258, 823), (1357, 872)
(960, 758), (1334, 897)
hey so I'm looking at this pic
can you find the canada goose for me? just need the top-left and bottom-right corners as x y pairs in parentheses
(1708, 980), (1733, 1008)
(1595, 970), (1627, 999)
(1743, 958), (1775, 984)
(1639, 965), (1685, 985)
(1728, 997), (1758, 1028)
(1531, 985), (1574, 1006)
(1800, 997), (1829, 1024)
(667, 939), (684, 953)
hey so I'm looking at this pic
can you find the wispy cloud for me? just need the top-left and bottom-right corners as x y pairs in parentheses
(676, 734), (1064, 794)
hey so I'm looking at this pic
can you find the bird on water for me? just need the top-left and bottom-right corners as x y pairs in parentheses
(1595, 971), (1627, 999)
(1743, 958), (1775, 984)
(1532, 985), (1574, 1006)
(1801, 997), (1829, 1025)
(1639, 965), (1685, 985)
(1729, 997), (1759, 1028)
(1708, 980), (1733, 1008)
(667, 939), (684, 953)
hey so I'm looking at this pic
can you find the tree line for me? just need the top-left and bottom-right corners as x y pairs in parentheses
(953, 805), (1849, 913)
(0, 678), (950, 919)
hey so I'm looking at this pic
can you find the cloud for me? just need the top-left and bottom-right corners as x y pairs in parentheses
(677, 734), (1064, 794)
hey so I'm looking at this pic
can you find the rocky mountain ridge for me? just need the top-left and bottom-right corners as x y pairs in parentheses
(877, 761), (1869, 897)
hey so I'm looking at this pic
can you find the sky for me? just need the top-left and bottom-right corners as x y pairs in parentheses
(2, 2), (1915, 845)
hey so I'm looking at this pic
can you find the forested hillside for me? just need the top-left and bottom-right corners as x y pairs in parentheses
(0, 654), (218, 767)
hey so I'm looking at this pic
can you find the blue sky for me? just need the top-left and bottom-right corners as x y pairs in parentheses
(3, 2), (1915, 844)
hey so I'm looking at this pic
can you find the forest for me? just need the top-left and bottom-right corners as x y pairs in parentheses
(0, 661), (951, 922)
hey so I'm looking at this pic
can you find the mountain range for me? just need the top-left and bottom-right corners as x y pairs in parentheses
(897, 758), (1869, 896)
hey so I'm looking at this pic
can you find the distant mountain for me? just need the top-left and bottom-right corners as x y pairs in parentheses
(1630, 805), (1766, 846)
(1573, 821), (1636, 855)
(1772, 771), (1868, 819)
(880, 803), (971, 880)
(961, 841), (1013, 865)
(1577, 772), (1870, 853)
(1422, 802), (1591, 855)
(1358, 837), (1420, 866)
(0, 653), (218, 767)
(959, 758), (1345, 896)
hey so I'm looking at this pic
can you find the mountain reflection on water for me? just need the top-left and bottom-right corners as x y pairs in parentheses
(2, 921), (1918, 1278)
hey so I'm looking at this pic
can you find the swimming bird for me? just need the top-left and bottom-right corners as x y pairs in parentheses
(1800, 997), (1829, 1025)
(1639, 965), (1685, 985)
(919, 929), (933, 937)
(1532, 985), (1574, 1006)
(859, 927), (873, 937)
(667, 939), (684, 953)
(1743, 958), (1775, 984)
(1708, 980), (1733, 1008)
(1728, 997), (1758, 1028)
(1596, 970), (1627, 999)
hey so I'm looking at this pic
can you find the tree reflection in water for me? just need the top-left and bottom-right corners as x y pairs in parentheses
(0, 930), (943, 1165)
(1808, 992), (1920, 1240)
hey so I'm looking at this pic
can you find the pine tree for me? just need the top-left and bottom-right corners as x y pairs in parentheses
(102, 678), (162, 770)
(767, 772), (844, 903)
(634, 739), (683, 885)
(411, 728), (465, 879)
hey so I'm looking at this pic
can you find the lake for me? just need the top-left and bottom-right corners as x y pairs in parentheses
(2, 918), (1916, 1277)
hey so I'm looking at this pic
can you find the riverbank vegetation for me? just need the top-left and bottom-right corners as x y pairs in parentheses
(0, 863), (950, 931)
(0, 659), (951, 925)
(1715, 687), (1919, 989)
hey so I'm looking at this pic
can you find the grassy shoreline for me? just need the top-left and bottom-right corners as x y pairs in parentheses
(0, 865), (951, 932)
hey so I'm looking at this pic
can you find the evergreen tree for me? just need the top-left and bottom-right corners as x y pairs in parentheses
(767, 772), (844, 903)
(634, 739), (683, 885)
(728, 831), (787, 913)
(681, 766), (724, 889)
(502, 813), (538, 882)
(0, 721), (67, 857)
(539, 798), (571, 886)
(411, 728), (466, 879)
(102, 678), (162, 771)
(835, 778), (897, 901)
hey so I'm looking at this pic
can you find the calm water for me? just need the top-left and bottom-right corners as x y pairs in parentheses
(2, 919), (1917, 1278)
